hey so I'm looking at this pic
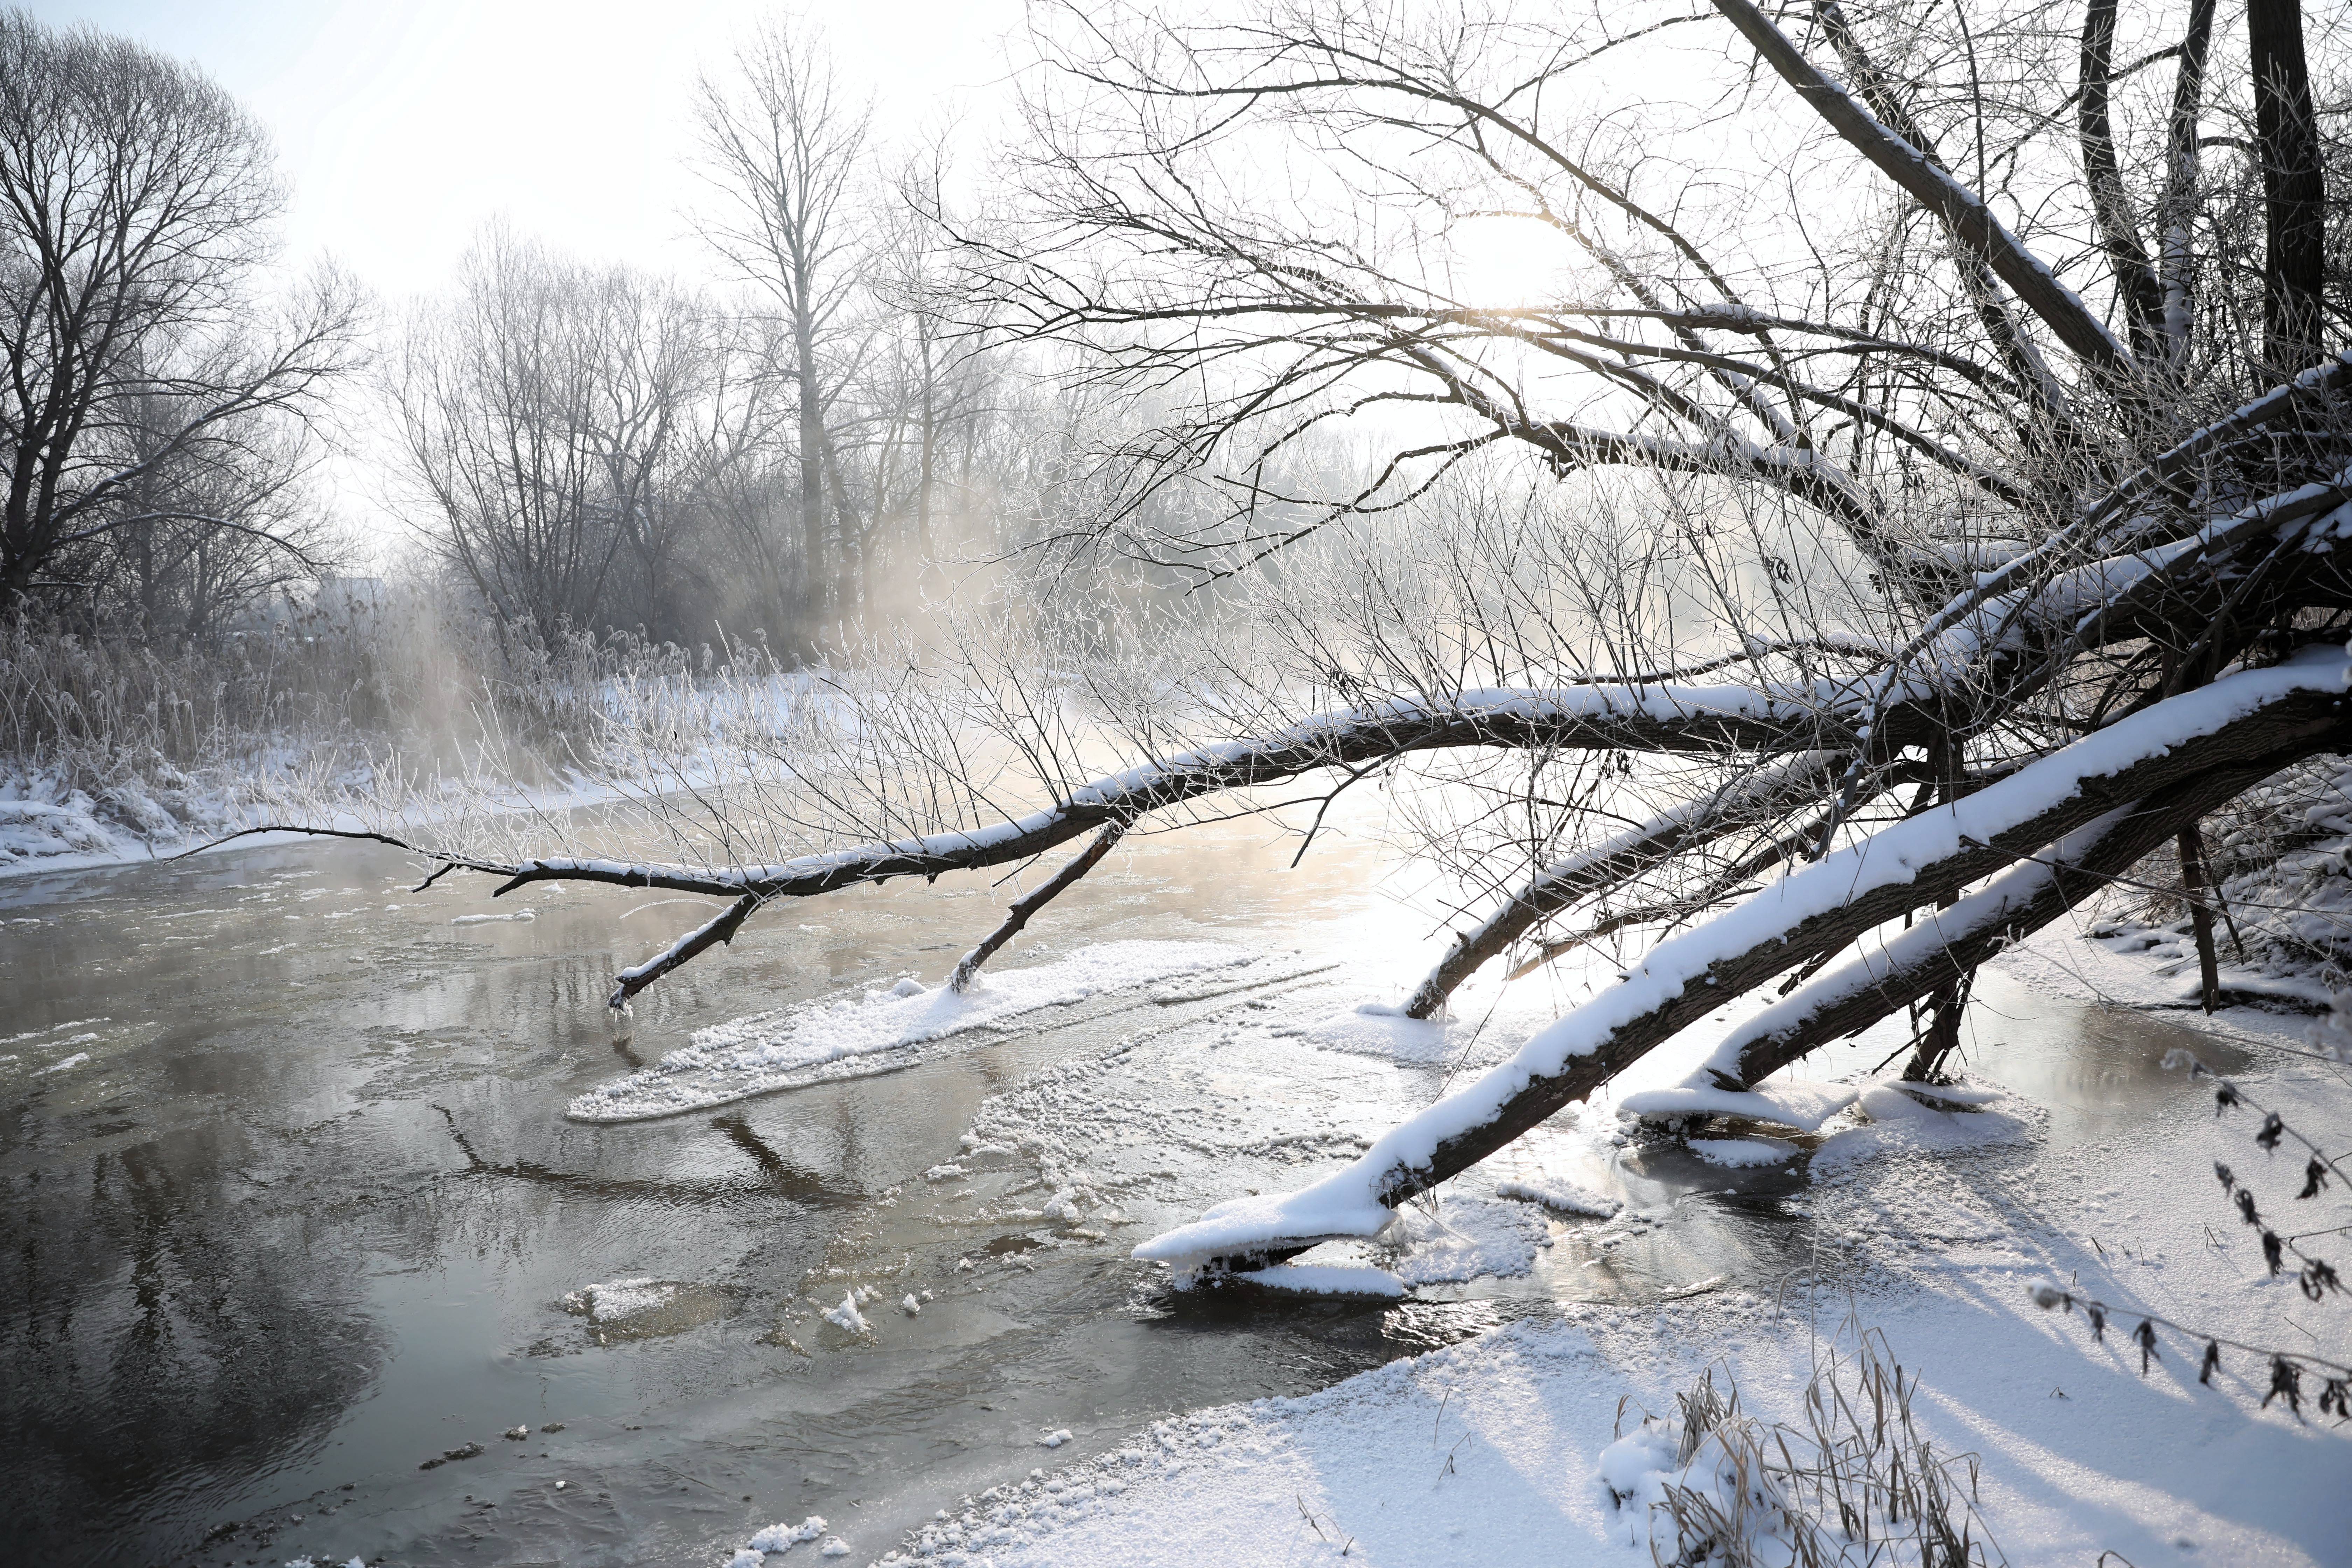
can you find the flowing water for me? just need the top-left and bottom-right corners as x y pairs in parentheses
(0, 820), (2253, 1568)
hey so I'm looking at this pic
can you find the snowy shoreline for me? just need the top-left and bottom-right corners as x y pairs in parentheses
(0, 763), (635, 883)
(799, 923), (2351, 1568)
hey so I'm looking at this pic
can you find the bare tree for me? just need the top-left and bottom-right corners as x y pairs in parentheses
(86, 387), (329, 640)
(695, 19), (876, 642)
(390, 229), (625, 642)
(0, 10), (356, 615)
(2248, 0), (2329, 373)
(576, 266), (788, 644)
(868, 131), (1015, 588)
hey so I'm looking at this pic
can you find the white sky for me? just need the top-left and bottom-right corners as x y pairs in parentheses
(27, 0), (1035, 300)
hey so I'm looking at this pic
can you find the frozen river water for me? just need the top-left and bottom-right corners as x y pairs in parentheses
(0, 817), (2247, 1568)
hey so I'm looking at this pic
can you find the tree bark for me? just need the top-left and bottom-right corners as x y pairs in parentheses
(2161, 0), (2218, 374)
(2080, 0), (2164, 360)
(2247, 0), (2328, 376)
(2178, 822), (2222, 1011)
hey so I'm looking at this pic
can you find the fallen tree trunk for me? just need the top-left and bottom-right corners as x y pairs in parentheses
(206, 682), (1855, 900)
(1133, 651), (2352, 1270)
(196, 435), (2350, 1017)
(1714, 748), (2328, 1090)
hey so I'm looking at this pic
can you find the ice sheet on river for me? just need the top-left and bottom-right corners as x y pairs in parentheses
(569, 940), (1258, 1122)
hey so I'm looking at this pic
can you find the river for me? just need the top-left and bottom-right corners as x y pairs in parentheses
(0, 817), (2245, 1568)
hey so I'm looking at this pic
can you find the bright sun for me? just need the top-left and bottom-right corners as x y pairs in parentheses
(1446, 214), (1578, 307)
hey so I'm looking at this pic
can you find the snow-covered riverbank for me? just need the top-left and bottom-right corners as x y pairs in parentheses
(0, 762), (255, 875)
(813, 925), (2351, 1568)
(0, 758), (629, 880)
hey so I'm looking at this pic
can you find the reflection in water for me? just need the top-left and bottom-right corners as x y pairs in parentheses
(0, 826), (2252, 1568)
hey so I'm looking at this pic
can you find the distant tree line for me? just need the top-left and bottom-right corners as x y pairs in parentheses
(392, 23), (1038, 654)
(0, 9), (1129, 658)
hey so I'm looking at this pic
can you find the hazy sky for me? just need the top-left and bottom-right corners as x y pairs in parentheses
(28, 0), (1034, 299)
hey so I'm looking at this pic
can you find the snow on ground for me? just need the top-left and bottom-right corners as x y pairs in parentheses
(0, 768), (246, 874)
(569, 942), (1264, 1122)
(844, 922), (2350, 1568)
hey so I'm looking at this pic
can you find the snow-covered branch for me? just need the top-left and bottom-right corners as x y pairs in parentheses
(1711, 0), (2132, 376)
(1135, 652), (2352, 1270)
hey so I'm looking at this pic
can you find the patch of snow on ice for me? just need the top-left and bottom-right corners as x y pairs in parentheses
(1686, 1137), (1798, 1167)
(450, 909), (536, 925)
(37, 1052), (88, 1074)
(1385, 1194), (1550, 1285)
(1236, 1263), (1406, 1296)
(1039, 1429), (1073, 1448)
(1496, 1177), (1623, 1218)
(560, 1278), (679, 1322)
(1809, 1081), (2035, 1172)
(1300, 1001), (1455, 1063)
(744, 1516), (827, 1554)
(823, 1292), (870, 1333)
(572, 941), (1255, 1122)
(1617, 1079), (1857, 1130)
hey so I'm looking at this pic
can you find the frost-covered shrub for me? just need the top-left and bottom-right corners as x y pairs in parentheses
(0, 597), (751, 861)
(2086, 760), (2352, 999)
(1601, 1328), (2001, 1568)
